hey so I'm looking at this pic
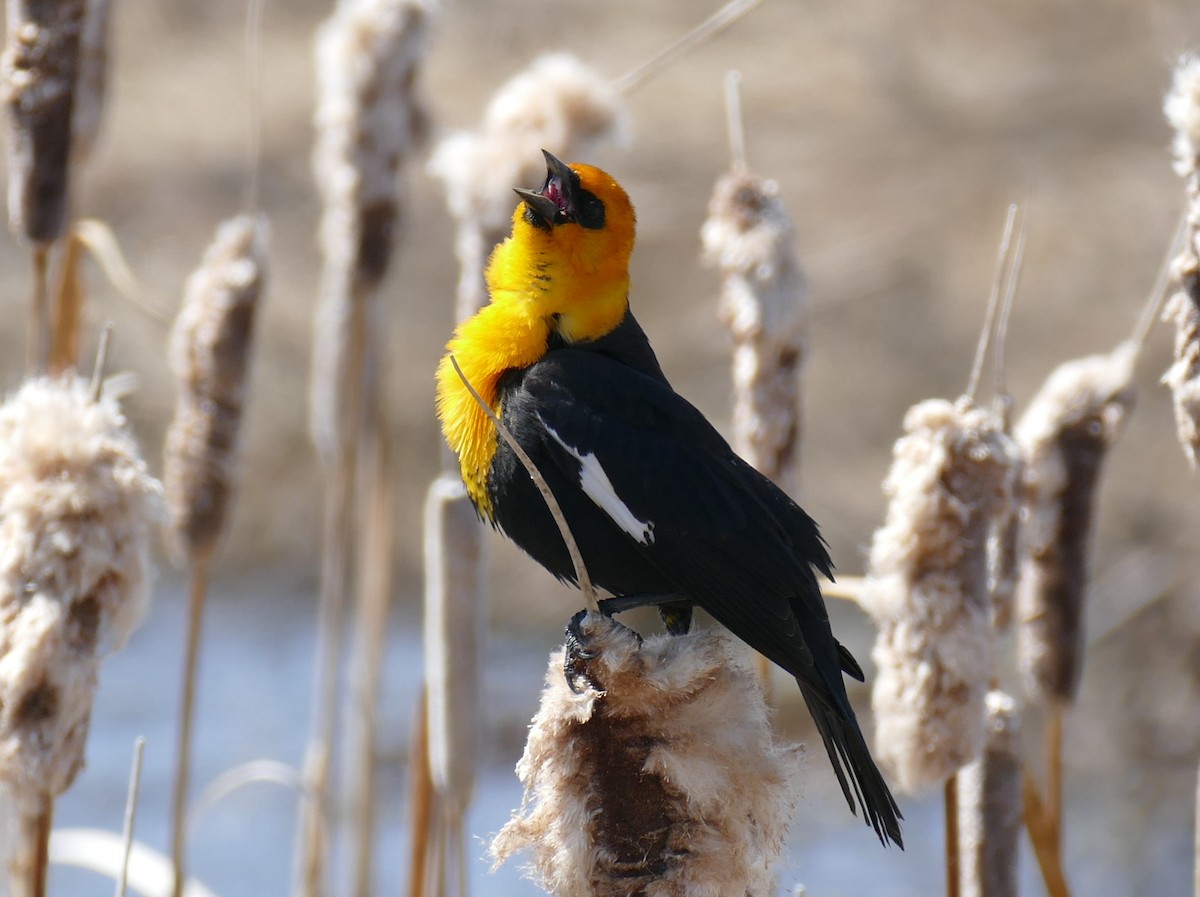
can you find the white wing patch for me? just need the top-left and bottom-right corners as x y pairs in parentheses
(539, 417), (655, 545)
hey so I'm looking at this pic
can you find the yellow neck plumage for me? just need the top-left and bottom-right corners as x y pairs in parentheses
(436, 216), (630, 517)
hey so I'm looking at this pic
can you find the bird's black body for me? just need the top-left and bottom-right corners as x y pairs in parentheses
(487, 310), (904, 847)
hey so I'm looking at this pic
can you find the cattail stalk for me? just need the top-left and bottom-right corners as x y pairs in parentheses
(405, 687), (434, 897)
(305, 3), (430, 895)
(421, 475), (484, 897)
(349, 426), (394, 897)
(957, 691), (1021, 897)
(704, 71), (806, 698)
(491, 614), (801, 897)
(1162, 57), (1200, 466)
(116, 736), (145, 897)
(0, 375), (159, 897)
(162, 215), (268, 897)
(1015, 341), (1136, 864)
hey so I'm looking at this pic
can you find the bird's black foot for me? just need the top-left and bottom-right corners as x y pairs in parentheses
(563, 609), (643, 695)
(593, 592), (694, 636)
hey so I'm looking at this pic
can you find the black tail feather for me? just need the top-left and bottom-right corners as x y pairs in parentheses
(799, 682), (904, 848)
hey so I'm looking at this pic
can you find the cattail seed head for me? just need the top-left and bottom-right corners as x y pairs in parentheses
(862, 398), (1019, 794)
(309, 0), (431, 462)
(492, 613), (801, 897)
(957, 690), (1021, 897)
(1162, 57), (1200, 466)
(1016, 343), (1136, 707)
(428, 53), (628, 321)
(1, 0), (86, 242)
(164, 214), (268, 565)
(0, 376), (159, 802)
(703, 171), (807, 493)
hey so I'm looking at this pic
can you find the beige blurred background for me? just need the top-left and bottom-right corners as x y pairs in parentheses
(2, 0), (1199, 893)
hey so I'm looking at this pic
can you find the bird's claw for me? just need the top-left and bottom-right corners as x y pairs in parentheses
(563, 609), (642, 694)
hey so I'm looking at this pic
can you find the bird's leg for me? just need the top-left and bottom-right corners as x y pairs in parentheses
(595, 592), (694, 636)
(596, 592), (688, 617)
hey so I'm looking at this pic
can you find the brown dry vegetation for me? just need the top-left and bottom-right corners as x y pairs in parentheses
(2, 0), (1199, 890)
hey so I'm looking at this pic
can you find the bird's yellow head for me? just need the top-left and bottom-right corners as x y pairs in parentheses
(485, 150), (636, 343)
(437, 152), (637, 514)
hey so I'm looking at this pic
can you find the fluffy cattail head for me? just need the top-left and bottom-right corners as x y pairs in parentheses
(703, 171), (807, 491)
(862, 398), (1019, 794)
(492, 613), (801, 897)
(1165, 55), (1200, 179)
(1162, 56), (1200, 466)
(1, 0), (86, 242)
(164, 215), (268, 565)
(1016, 343), (1136, 707)
(428, 53), (627, 320)
(0, 377), (159, 801)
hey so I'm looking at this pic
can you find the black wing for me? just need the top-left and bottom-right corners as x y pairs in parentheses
(505, 348), (902, 846)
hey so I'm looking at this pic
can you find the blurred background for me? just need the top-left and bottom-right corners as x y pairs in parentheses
(2, 0), (1198, 894)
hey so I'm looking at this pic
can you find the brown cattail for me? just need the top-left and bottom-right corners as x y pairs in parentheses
(163, 214), (269, 564)
(71, 0), (111, 166)
(1162, 56), (1200, 467)
(957, 690), (1022, 897)
(428, 53), (627, 322)
(309, 0), (431, 462)
(703, 169), (807, 495)
(0, 376), (158, 801)
(491, 613), (801, 897)
(1, 0), (86, 243)
(862, 398), (1019, 794)
(1015, 342), (1136, 707)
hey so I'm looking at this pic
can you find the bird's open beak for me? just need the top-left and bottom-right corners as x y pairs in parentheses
(514, 149), (576, 226)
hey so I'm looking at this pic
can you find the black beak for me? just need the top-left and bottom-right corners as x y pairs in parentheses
(514, 149), (576, 226)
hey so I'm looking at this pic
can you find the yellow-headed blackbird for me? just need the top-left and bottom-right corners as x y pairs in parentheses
(436, 151), (903, 846)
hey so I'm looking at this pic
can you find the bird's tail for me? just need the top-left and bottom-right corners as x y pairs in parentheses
(799, 682), (904, 848)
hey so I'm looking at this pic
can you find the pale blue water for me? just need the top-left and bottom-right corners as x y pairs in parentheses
(46, 572), (1190, 896)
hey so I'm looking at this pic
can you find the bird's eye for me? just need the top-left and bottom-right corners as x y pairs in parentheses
(577, 193), (605, 230)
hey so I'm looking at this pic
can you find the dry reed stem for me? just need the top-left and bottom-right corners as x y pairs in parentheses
(1162, 56), (1200, 467)
(1, 0), (85, 243)
(861, 398), (1018, 794)
(349, 427), (394, 897)
(11, 792), (52, 897)
(405, 687), (434, 897)
(491, 614), (801, 897)
(957, 691), (1021, 897)
(945, 777), (960, 897)
(1015, 342), (1136, 708)
(422, 475), (485, 820)
(429, 53), (628, 322)
(1022, 768), (1073, 897)
(169, 558), (209, 897)
(703, 168), (808, 497)
(49, 227), (85, 374)
(0, 375), (159, 896)
(117, 736), (146, 897)
(26, 244), (50, 373)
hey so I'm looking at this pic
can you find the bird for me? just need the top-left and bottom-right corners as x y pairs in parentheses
(436, 150), (903, 847)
